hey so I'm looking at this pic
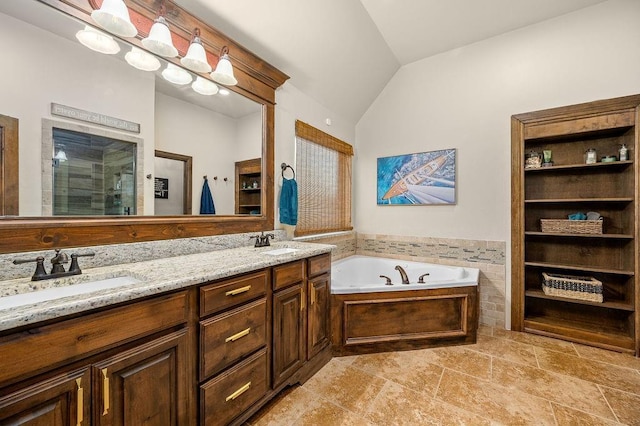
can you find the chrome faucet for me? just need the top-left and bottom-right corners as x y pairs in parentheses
(395, 265), (410, 284)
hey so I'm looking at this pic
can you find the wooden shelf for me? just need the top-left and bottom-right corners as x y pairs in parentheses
(524, 261), (635, 276)
(525, 160), (633, 172)
(525, 289), (634, 311)
(523, 317), (635, 352)
(525, 232), (634, 239)
(235, 158), (262, 215)
(525, 198), (634, 203)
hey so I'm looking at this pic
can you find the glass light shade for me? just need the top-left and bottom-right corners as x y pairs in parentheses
(218, 88), (230, 96)
(75, 26), (120, 55)
(192, 77), (218, 96)
(141, 16), (178, 58)
(162, 64), (192, 85)
(90, 0), (137, 38)
(54, 150), (67, 162)
(210, 53), (237, 86)
(180, 38), (211, 73)
(125, 46), (161, 71)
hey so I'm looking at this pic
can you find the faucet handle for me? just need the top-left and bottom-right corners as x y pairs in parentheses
(379, 275), (393, 285)
(418, 273), (430, 284)
(249, 235), (261, 247)
(263, 233), (275, 246)
(69, 252), (95, 273)
(13, 256), (48, 281)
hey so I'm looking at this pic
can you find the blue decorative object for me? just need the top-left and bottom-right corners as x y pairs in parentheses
(279, 178), (298, 225)
(200, 177), (215, 214)
(568, 212), (586, 220)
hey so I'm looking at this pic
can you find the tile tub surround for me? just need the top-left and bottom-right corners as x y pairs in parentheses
(1, 230), (287, 281)
(356, 234), (506, 329)
(0, 240), (331, 331)
(247, 325), (640, 425)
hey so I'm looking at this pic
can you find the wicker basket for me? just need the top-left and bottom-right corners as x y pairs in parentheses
(540, 219), (603, 234)
(542, 272), (603, 302)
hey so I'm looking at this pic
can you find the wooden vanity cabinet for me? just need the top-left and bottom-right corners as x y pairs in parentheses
(198, 270), (270, 426)
(272, 254), (332, 388)
(0, 291), (192, 426)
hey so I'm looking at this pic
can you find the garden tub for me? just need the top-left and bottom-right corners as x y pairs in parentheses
(330, 255), (479, 356)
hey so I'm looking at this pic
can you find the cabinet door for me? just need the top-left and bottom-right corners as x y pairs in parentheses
(93, 329), (188, 426)
(272, 283), (305, 387)
(307, 273), (331, 359)
(0, 368), (90, 426)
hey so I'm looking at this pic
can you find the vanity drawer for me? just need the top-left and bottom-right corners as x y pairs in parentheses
(200, 347), (268, 426)
(308, 253), (331, 277)
(272, 260), (305, 291)
(200, 298), (267, 379)
(200, 270), (268, 317)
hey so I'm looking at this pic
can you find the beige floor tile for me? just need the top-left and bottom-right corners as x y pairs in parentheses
(366, 381), (493, 426)
(469, 334), (538, 367)
(422, 345), (492, 380)
(573, 344), (640, 371)
(491, 358), (616, 420)
(302, 359), (385, 415)
(351, 349), (444, 396)
(552, 404), (621, 426)
(535, 347), (640, 395)
(492, 327), (578, 355)
(248, 386), (319, 426)
(436, 369), (556, 425)
(600, 386), (640, 425)
(292, 400), (373, 426)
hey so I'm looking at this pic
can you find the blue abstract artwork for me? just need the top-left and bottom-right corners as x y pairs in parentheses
(377, 149), (456, 205)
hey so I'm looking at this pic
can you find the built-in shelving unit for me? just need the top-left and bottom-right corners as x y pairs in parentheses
(235, 158), (262, 215)
(511, 95), (640, 355)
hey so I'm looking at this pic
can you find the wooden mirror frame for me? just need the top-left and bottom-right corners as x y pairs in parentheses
(0, 0), (288, 254)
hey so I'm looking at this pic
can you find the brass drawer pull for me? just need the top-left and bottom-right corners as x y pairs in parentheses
(225, 381), (251, 402)
(225, 285), (251, 296)
(101, 368), (110, 416)
(76, 378), (83, 426)
(225, 327), (251, 342)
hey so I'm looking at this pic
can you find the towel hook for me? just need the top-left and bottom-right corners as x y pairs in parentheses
(281, 163), (295, 179)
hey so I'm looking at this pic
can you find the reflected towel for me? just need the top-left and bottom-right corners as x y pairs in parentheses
(200, 178), (215, 214)
(279, 178), (298, 225)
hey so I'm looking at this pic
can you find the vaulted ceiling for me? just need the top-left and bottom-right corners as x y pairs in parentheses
(176, 0), (607, 123)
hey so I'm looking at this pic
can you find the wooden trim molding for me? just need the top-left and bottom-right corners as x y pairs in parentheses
(0, 115), (19, 216)
(155, 150), (193, 215)
(0, 1), (286, 254)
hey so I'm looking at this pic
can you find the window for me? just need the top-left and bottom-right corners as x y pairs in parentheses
(295, 120), (353, 236)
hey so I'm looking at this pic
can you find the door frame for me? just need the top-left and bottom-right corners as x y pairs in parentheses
(0, 114), (19, 216)
(154, 150), (193, 215)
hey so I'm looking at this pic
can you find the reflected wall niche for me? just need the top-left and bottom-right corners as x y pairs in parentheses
(0, 0), (289, 254)
(41, 118), (145, 216)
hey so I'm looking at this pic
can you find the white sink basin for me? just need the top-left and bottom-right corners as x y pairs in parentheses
(0, 275), (141, 310)
(262, 248), (299, 256)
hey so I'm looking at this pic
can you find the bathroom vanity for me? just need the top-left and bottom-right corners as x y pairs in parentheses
(0, 242), (332, 425)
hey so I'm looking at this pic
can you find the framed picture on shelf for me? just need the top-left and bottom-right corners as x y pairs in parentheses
(377, 148), (456, 205)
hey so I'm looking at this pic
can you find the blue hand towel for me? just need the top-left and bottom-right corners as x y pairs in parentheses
(200, 178), (215, 214)
(279, 178), (298, 225)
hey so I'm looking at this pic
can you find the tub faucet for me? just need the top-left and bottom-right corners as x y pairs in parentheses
(395, 265), (410, 284)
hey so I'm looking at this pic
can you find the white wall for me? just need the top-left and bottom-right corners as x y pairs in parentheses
(0, 12), (156, 215)
(356, 0), (640, 242)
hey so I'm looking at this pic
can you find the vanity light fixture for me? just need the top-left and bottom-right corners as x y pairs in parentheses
(161, 63), (192, 85)
(90, 0), (137, 38)
(218, 88), (230, 96)
(210, 46), (238, 86)
(125, 46), (161, 71)
(192, 77), (218, 96)
(54, 146), (67, 162)
(141, 5), (178, 58)
(75, 25), (120, 55)
(181, 28), (211, 73)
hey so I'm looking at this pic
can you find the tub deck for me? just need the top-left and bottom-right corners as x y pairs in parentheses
(330, 285), (478, 356)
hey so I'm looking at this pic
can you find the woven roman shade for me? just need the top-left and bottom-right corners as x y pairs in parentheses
(294, 120), (353, 237)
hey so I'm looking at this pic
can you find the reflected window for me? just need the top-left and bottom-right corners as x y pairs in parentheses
(52, 128), (136, 215)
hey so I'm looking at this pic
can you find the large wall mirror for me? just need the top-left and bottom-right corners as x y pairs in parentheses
(0, 0), (288, 253)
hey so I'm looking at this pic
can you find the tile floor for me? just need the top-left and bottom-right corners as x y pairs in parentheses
(247, 326), (640, 425)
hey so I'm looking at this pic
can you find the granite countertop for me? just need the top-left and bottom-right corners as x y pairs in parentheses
(0, 241), (333, 332)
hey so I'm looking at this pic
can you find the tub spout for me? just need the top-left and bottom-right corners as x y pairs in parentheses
(395, 265), (410, 284)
